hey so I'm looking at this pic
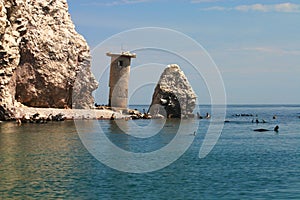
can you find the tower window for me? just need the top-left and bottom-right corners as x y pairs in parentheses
(118, 60), (124, 67)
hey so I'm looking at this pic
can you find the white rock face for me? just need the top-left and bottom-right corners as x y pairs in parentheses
(0, 0), (98, 119)
(149, 64), (197, 118)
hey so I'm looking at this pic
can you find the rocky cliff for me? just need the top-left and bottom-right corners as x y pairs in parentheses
(0, 0), (98, 120)
(149, 64), (197, 118)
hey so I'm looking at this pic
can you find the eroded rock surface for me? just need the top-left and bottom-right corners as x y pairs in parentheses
(0, 0), (98, 120)
(149, 64), (197, 118)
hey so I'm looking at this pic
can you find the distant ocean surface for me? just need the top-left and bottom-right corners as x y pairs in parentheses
(0, 105), (299, 199)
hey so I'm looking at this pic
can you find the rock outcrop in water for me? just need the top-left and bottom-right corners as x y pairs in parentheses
(149, 64), (197, 118)
(0, 0), (98, 120)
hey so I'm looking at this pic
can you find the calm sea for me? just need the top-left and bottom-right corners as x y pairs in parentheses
(0, 105), (299, 199)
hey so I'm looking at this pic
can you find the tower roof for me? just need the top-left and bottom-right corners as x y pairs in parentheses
(106, 51), (136, 58)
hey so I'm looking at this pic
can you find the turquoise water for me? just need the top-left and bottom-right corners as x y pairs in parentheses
(0, 105), (299, 199)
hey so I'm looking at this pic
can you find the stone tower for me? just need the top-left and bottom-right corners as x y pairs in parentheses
(107, 52), (136, 108)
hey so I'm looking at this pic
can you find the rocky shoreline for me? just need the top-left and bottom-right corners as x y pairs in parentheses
(5, 106), (156, 124)
(12, 107), (124, 121)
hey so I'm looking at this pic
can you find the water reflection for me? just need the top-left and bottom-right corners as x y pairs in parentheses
(102, 119), (183, 153)
(75, 118), (198, 173)
(0, 121), (82, 199)
(108, 120), (128, 134)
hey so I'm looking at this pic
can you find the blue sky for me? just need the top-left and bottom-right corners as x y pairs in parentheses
(68, 0), (300, 105)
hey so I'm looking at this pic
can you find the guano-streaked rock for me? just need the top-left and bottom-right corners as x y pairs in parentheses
(149, 64), (197, 118)
(0, 0), (98, 120)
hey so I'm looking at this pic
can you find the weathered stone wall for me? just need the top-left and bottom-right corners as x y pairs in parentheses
(0, 0), (98, 119)
(149, 64), (197, 118)
(107, 52), (136, 108)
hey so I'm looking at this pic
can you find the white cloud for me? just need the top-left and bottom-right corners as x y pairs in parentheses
(201, 6), (227, 11)
(235, 4), (269, 12)
(200, 3), (300, 13)
(274, 2), (300, 12)
(236, 3), (300, 12)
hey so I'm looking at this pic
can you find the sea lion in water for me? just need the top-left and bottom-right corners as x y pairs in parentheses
(254, 125), (279, 132)
(253, 128), (269, 132)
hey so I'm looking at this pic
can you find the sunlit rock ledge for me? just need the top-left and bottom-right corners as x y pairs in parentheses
(12, 107), (124, 120)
